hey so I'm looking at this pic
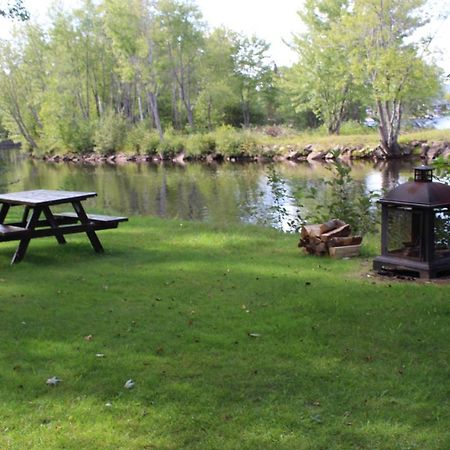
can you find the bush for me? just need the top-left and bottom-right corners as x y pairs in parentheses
(157, 127), (184, 158)
(124, 123), (160, 156)
(300, 154), (380, 235)
(213, 125), (258, 157)
(184, 133), (216, 158)
(93, 111), (127, 155)
(239, 130), (258, 157)
(58, 119), (95, 154)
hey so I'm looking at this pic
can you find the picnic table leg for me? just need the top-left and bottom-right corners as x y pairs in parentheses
(42, 206), (67, 245)
(11, 206), (42, 264)
(71, 201), (104, 253)
(20, 206), (31, 226)
(0, 204), (10, 223)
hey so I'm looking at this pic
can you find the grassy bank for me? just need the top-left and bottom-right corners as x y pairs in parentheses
(0, 217), (449, 449)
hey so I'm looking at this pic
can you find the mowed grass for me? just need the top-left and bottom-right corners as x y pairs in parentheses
(0, 217), (449, 449)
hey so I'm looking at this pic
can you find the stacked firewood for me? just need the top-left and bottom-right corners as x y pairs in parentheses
(298, 219), (362, 257)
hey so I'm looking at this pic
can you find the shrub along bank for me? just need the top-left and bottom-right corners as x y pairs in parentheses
(35, 126), (450, 164)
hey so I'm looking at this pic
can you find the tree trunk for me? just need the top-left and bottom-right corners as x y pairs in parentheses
(4, 79), (38, 149)
(207, 94), (212, 130)
(93, 91), (102, 117)
(178, 66), (194, 129)
(328, 118), (341, 135)
(167, 43), (194, 130)
(147, 91), (164, 140)
(185, 100), (194, 129)
(376, 99), (402, 158)
(76, 91), (89, 120)
(241, 92), (250, 128)
(171, 81), (181, 129)
(137, 93), (144, 122)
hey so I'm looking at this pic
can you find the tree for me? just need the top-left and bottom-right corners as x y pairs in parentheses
(346, 0), (441, 157)
(195, 27), (240, 129)
(288, 0), (363, 134)
(0, 25), (47, 150)
(156, 0), (205, 130)
(232, 34), (272, 128)
(0, 0), (29, 21)
(104, 0), (164, 139)
(42, 1), (111, 151)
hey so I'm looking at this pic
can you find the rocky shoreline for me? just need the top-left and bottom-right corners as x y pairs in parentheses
(37, 139), (450, 165)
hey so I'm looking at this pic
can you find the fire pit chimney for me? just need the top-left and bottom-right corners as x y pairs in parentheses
(414, 165), (433, 182)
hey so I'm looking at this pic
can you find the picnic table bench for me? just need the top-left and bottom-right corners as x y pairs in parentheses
(0, 189), (128, 264)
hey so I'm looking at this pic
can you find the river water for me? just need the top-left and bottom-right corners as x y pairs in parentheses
(0, 149), (421, 231)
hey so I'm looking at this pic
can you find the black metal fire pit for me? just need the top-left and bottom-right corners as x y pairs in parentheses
(373, 166), (450, 278)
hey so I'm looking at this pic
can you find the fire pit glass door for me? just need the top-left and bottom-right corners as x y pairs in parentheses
(386, 206), (424, 261)
(434, 208), (450, 260)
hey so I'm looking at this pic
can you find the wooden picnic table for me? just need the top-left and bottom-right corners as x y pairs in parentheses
(0, 189), (127, 264)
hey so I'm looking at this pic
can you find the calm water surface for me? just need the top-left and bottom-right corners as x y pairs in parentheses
(1, 149), (419, 230)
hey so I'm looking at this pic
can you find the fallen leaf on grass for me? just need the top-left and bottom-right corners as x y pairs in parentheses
(46, 376), (61, 386)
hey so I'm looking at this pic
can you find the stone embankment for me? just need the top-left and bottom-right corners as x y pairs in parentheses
(415, 140), (450, 161)
(40, 140), (450, 164)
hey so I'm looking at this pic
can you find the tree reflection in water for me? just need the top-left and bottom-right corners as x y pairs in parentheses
(0, 148), (421, 231)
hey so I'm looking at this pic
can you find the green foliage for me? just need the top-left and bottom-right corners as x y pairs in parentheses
(0, 113), (9, 139)
(231, 34), (273, 127)
(0, 0), (446, 154)
(93, 111), (127, 155)
(432, 154), (450, 182)
(288, 0), (364, 135)
(194, 28), (240, 129)
(300, 154), (380, 235)
(312, 120), (376, 137)
(184, 132), (216, 158)
(123, 122), (160, 156)
(211, 125), (240, 155)
(345, 0), (442, 156)
(156, 127), (184, 158)
(213, 125), (258, 157)
(58, 119), (95, 154)
(266, 165), (303, 231)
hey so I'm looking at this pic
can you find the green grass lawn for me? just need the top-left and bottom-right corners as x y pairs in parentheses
(0, 217), (449, 449)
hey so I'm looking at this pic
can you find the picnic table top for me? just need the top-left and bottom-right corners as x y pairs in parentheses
(0, 190), (97, 207)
